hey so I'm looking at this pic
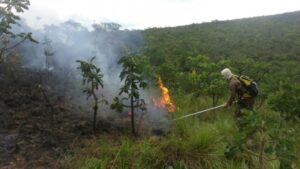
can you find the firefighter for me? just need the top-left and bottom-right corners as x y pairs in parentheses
(221, 68), (255, 118)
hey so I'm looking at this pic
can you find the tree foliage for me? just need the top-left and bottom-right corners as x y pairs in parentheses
(143, 12), (300, 63)
(140, 12), (300, 167)
(225, 111), (297, 169)
(0, 0), (37, 61)
(92, 22), (121, 32)
(111, 54), (147, 134)
(184, 55), (226, 106)
(269, 83), (300, 120)
(77, 57), (107, 132)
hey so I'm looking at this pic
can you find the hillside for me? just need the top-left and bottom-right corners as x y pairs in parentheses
(143, 11), (300, 67)
(1, 4), (300, 169)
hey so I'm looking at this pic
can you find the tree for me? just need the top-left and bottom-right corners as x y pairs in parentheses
(269, 83), (300, 120)
(186, 55), (226, 106)
(42, 36), (55, 71)
(92, 22), (121, 32)
(77, 57), (107, 132)
(111, 55), (147, 135)
(0, 0), (37, 61)
(225, 110), (298, 169)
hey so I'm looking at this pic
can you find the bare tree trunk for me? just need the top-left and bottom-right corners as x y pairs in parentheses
(39, 86), (55, 123)
(131, 94), (135, 135)
(93, 103), (98, 133)
(92, 88), (98, 133)
(130, 65), (135, 135)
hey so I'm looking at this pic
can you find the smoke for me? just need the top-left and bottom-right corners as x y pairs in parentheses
(12, 20), (141, 112)
(10, 19), (171, 133)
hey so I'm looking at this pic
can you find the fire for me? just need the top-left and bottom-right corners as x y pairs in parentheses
(152, 76), (175, 112)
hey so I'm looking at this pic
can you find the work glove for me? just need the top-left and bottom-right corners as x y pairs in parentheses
(224, 102), (229, 108)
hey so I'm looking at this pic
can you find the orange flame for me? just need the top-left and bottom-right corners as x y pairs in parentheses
(152, 76), (175, 112)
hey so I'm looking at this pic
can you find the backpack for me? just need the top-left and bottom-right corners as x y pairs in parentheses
(237, 75), (258, 97)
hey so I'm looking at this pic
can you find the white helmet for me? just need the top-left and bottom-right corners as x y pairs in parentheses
(221, 68), (233, 80)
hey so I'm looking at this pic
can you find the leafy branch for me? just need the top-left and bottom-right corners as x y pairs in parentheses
(77, 56), (107, 132)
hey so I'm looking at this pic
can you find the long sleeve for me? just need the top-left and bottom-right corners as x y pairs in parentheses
(227, 83), (236, 106)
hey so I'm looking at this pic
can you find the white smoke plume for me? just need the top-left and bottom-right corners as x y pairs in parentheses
(11, 19), (171, 133)
(13, 20), (141, 110)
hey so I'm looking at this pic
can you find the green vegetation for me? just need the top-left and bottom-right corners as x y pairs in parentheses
(77, 57), (107, 132)
(61, 100), (300, 169)
(111, 54), (148, 135)
(63, 11), (300, 168)
(0, 0), (37, 61)
(1, 1), (300, 167)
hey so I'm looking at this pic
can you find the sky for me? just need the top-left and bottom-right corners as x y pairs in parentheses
(22, 0), (300, 30)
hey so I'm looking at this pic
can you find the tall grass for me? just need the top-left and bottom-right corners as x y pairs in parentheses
(61, 93), (300, 169)
(60, 136), (165, 169)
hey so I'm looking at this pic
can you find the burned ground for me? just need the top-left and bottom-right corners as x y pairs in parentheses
(0, 65), (127, 169)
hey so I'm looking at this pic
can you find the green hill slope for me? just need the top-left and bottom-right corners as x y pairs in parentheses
(143, 11), (300, 67)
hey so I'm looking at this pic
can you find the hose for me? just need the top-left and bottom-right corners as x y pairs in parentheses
(173, 104), (225, 121)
